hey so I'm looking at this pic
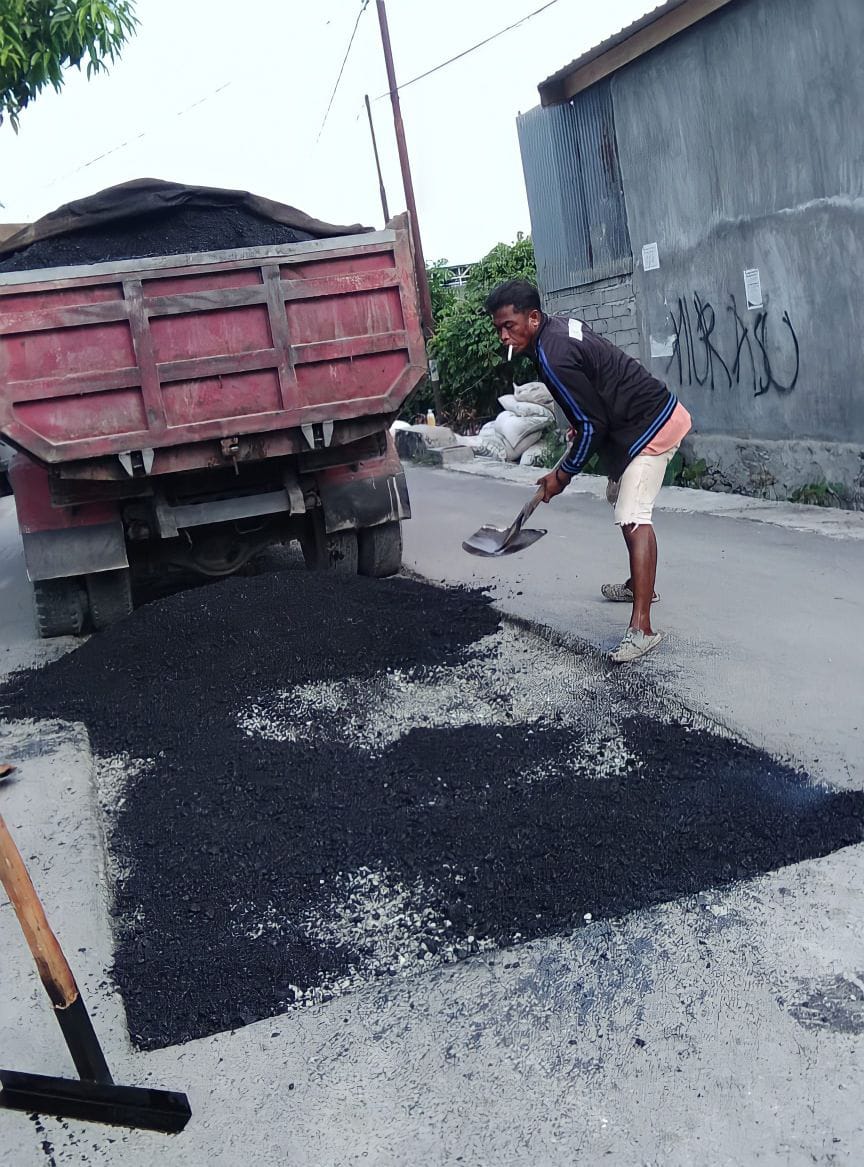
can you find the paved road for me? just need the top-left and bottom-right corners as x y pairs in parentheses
(404, 464), (864, 788)
(0, 479), (862, 1167)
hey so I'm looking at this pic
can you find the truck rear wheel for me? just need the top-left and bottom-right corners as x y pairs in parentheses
(32, 578), (87, 639)
(358, 521), (402, 578)
(300, 516), (358, 574)
(86, 568), (134, 631)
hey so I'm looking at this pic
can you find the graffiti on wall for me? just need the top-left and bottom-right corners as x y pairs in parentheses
(666, 292), (800, 397)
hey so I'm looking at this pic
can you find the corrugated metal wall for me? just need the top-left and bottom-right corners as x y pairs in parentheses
(517, 80), (632, 293)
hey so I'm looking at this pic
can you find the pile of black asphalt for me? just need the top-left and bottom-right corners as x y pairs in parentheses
(0, 205), (316, 272)
(2, 570), (862, 1049)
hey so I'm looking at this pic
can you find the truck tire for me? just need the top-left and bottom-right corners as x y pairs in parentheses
(300, 516), (358, 574)
(358, 521), (402, 578)
(86, 568), (134, 631)
(32, 578), (87, 639)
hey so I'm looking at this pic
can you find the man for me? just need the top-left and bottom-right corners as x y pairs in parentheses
(485, 279), (691, 663)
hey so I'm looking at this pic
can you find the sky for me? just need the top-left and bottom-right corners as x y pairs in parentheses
(0, 0), (654, 263)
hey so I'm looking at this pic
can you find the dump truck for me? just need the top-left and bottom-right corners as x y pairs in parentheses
(0, 182), (426, 637)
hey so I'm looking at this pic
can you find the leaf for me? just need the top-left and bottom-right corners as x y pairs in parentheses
(2, 0), (138, 125)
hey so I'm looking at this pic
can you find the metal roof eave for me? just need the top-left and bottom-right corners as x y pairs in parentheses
(538, 0), (740, 105)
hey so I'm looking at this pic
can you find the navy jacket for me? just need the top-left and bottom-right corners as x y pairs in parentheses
(533, 315), (678, 481)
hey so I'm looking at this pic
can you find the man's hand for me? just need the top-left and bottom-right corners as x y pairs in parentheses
(536, 467), (572, 503)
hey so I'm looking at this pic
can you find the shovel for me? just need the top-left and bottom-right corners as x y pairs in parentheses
(462, 483), (547, 557)
(0, 812), (191, 1132)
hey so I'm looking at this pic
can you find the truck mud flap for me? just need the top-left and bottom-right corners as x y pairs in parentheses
(21, 524), (128, 582)
(320, 472), (410, 534)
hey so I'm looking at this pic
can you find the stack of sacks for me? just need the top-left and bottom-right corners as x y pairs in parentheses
(463, 381), (556, 463)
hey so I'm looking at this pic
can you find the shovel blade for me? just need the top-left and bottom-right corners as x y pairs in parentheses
(0, 1068), (192, 1133)
(462, 527), (546, 557)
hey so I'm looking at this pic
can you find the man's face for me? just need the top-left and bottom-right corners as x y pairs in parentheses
(491, 305), (542, 354)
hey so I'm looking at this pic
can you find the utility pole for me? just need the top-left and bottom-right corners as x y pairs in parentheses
(364, 94), (390, 225)
(375, 0), (435, 340)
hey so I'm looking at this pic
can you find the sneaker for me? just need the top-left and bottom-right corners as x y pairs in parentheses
(609, 628), (664, 663)
(601, 583), (660, 603)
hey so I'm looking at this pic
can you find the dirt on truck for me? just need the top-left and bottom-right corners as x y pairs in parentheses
(0, 179), (427, 637)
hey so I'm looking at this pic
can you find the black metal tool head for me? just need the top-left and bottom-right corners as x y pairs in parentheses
(0, 1069), (192, 1133)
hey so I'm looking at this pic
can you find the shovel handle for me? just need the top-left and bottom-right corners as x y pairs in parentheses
(521, 485), (546, 522)
(0, 813), (79, 1009)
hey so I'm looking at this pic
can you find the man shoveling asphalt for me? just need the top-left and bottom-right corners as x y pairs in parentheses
(485, 279), (691, 663)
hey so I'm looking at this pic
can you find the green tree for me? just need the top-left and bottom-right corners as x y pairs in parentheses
(427, 234), (537, 423)
(0, 1), (138, 130)
(427, 258), (458, 324)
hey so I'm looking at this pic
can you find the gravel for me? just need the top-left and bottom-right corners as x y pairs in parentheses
(2, 570), (862, 1050)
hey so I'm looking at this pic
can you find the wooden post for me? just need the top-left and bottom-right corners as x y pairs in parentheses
(375, 0), (435, 342)
(365, 94), (390, 225)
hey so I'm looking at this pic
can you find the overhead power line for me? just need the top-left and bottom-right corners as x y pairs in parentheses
(35, 81), (235, 195)
(315, 0), (371, 144)
(375, 0), (561, 98)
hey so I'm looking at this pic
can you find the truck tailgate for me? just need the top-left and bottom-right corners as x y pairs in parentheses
(0, 224), (425, 465)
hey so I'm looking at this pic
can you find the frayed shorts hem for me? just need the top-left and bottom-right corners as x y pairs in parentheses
(606, 445), (678, 526)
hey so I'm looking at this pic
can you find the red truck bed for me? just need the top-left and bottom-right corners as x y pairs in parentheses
(0, 220), (425, 469)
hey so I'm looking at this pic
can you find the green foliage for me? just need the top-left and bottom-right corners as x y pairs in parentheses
(535, 431), (565, 469)
(0, 0), (138, 130)
(677, 457), (707, 488)
(663, 450), (684, 486)
(426, 259), (458, 324)
(788, 481), (844, 507)
(426, 234), (537, 421)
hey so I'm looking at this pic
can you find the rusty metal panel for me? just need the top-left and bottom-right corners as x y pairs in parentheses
(0, 227), (426, 466)
(517, 80), (632, 294)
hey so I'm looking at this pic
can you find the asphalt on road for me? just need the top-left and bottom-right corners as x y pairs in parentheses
(404, 464), (864, 788)
(2, 564), (862, 1053)
(1, 483), (863, 1165)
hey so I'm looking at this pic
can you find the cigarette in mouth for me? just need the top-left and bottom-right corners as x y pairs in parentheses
(507, 345), (513, 362)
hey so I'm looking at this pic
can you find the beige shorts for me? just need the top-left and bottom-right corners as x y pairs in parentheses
(606, 445), (679, 526)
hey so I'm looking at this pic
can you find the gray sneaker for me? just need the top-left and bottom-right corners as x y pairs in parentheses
(601, 583), (660, 603)
(609, 628), (664, 663)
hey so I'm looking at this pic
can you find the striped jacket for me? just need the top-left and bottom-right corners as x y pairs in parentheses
(533, 315), (678, 481)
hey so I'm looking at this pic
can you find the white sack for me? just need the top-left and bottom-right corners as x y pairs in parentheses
(498, 394), (554, 419)
(519, 442), (549, 467)
(474, 432), (509, 461)
(514, 381), (554, 407)
(494, 410), (551, 460)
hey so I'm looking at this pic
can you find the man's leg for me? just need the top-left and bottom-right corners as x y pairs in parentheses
(607, 449), (675, 662)
(602, 478), (659, 605)
(621, 522), (657, 635)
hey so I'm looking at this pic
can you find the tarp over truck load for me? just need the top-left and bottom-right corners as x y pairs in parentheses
(0, 180), (426, 473)
(0, 178), (372, 268)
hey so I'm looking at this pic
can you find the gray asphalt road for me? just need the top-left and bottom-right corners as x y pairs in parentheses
(0, 478), (862, 1167)
(403, 465), (864, 788)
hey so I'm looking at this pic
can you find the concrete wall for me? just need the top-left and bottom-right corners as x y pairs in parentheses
(544, 275), (640, 359)
(610, 0), (864, 501)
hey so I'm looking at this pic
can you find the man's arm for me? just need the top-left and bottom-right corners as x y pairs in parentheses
(536, 420), (599, 502)
(535, 332), (598, 497)
(536, 462), (573, 503)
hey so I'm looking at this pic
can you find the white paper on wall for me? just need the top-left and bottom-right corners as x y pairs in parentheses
(642, 242), (660, 271)
(744, 268), (763, 310)
(650, 334), (676, 358)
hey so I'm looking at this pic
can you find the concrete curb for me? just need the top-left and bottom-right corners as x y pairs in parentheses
(418, 457), (864, 541)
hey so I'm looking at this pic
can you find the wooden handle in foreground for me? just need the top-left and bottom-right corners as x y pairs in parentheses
(0, 812), (79, 1009)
